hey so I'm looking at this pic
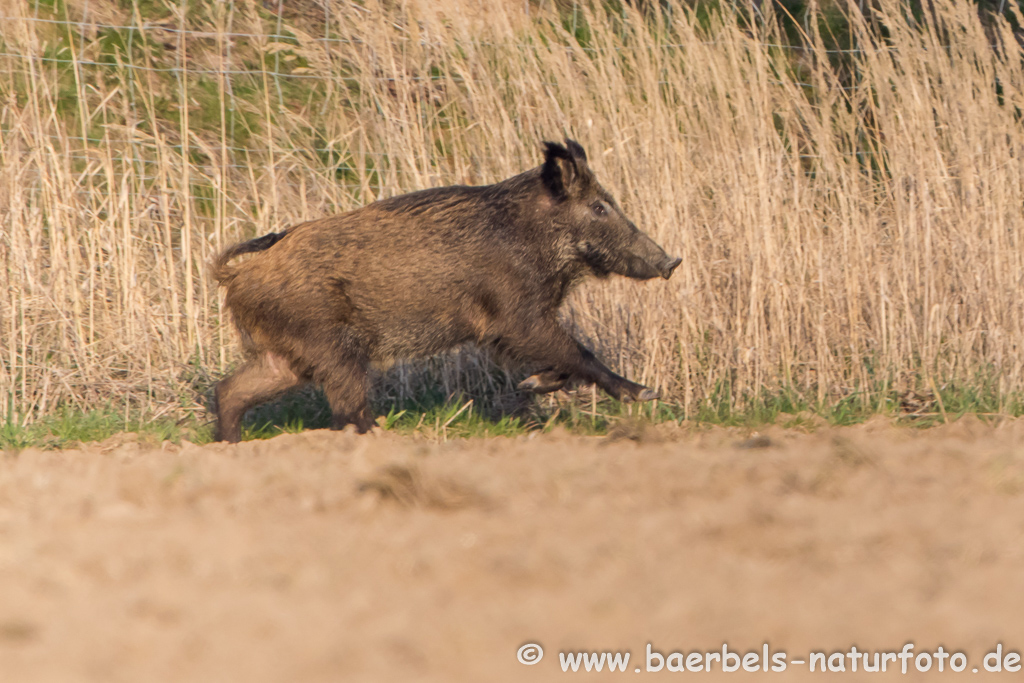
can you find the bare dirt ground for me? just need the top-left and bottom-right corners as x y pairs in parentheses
(0, 417), (1023, 681)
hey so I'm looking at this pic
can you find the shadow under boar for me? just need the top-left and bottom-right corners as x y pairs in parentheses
(211, 139), (680, 442)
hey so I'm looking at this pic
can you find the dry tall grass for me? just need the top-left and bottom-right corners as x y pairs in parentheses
(1, 0), (1023, 424)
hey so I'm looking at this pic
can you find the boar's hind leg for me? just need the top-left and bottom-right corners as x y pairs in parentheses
(215, 351), (304, 443)
(319, 358), (375, 434)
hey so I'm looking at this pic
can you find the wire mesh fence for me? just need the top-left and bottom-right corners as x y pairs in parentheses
(1, 0), (873, 212)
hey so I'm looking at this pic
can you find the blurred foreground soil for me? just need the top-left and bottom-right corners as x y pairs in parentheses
(0, 417), (1022, 681)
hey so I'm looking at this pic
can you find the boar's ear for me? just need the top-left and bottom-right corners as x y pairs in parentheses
(541, 140), (584, 200)
(564, 138), (589, 166)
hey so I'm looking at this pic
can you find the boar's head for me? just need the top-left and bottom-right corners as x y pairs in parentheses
(541, 139), (681, 281)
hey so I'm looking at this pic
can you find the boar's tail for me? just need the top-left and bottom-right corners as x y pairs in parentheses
(211, 229), (289, 284)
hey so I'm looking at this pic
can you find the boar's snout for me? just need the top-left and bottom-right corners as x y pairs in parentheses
(660, 256), (682, 279)
(625, 231), (680, 281)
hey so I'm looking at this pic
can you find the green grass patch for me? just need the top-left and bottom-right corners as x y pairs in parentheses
(3, 380), (1022, 450)
(0, 405), (195, 451)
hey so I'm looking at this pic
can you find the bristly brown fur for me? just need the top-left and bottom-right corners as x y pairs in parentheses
(211, 139), (680, 443)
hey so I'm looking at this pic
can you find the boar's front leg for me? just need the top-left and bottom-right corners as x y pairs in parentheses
(502, 319), (659, 403)
(566, 341), (660, 402)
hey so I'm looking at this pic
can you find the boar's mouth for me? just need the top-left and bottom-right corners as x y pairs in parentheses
(622, 255), (681, 280)
(623, 230), (682, 280)
(622, 255), (663, 280)
(579, 239), (681, 281)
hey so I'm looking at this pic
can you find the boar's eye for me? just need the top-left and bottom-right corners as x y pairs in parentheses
(591, 202), (608, 217)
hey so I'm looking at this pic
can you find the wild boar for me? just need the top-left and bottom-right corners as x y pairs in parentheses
(211, 139), (680, 442)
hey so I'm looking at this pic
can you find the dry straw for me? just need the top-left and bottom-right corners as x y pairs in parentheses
(0, 0), (1022, 424)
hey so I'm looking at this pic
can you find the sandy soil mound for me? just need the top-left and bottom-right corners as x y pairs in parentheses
(0, 418), (1022, 681)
